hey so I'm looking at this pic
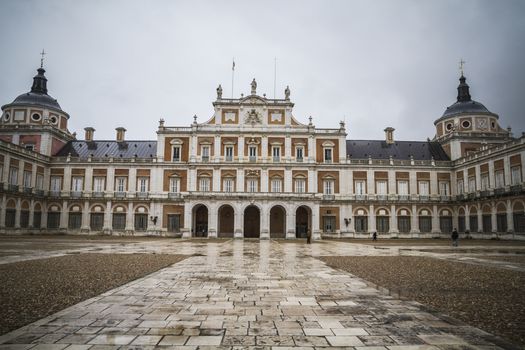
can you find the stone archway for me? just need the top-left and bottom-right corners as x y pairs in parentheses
(296, 206), (311, 238)
(218, 204), (234, 238)
(270, 205), (286, 238)
(193, 204), (208, 237)
(243, 205), (260, 238)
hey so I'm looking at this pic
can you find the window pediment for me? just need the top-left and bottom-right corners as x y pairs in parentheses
(322, 140), (335, 147)
(170, 139), (184, 145)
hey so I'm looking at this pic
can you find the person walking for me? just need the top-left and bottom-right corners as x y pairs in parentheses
(372, 231), (377, 241)
(306, 229), (312, 244)
(451, 228), (459, 247)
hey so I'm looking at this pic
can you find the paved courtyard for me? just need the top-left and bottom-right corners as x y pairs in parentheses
(0, 238), (523, 349)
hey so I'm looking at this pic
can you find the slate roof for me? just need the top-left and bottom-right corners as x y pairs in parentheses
(55, 141), (157, 158)
(346, 140), (449, 161)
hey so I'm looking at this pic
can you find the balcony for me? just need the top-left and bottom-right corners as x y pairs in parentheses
(398, 195), (409, 201)
(34, 189), (45, 197)
(115, 191), (127, 199)
(511, 184), (523, 194)
(467, 193), (477, 200)
(225, 155), (233, 162)
(168, 192), (182, 199)
(480, 190), (491, 198)
(92, 191), (105, 198)
(23, 187), (33, 195)
(323, 194), (335, 201)
(7, 184), (19, 192)
(249, 156), (257, 163)
(324, 159), (332, 164)
(355, 194), (367, 201)
(50, 190), (61, 197)
(70, 191), (82, 198)
(440, 195), (450, 202)
(273, 156), (281, 163)
(136, 192), (149, 199)
(419, 195), (429, 201)
(201, 156), (209, 162)
(494, 188), (506, 196)
(376, 194), (388, 201)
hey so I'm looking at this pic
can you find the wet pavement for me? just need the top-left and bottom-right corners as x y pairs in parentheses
(0, 238), (523, 349)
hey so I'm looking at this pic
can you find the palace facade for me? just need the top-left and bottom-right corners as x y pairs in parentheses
(0, 66), (524, 239)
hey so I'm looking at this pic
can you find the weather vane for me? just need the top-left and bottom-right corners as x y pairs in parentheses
(459, 58), (465, 76)
(40, 49), (46, 68)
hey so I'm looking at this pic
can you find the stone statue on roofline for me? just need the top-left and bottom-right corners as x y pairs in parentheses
(251, 78), (257, 95)
(285, 85), (290, 100)
(216, 84), (223, 99)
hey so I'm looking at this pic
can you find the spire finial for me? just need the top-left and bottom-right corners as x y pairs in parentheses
(40, 49), (46, 69)
(459, 58), (466, 76)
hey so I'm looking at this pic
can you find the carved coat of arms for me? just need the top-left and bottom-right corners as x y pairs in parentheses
(245, 109), (262, 124)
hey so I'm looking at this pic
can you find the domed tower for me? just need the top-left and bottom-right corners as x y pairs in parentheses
(0, 65), (75, 156)
(433, 72), (511, 161)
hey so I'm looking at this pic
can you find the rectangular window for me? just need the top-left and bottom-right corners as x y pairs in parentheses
(116, 177), (127, 192)
(398, 216), (411, 233)
(248, 145), (257, 161)
(225, 146), (234, 161)
(439, 181), (450, 196)
(324, 180), (334, 195)
(457, 179), (464, 194)
(224, 178), (234, 192)
(354, 216), (368, 232)
(295, 178), (305, 193)
(376, 180), (387, 195)
(468, 176), (476, 192)
(511, 166), (521, 185)
(50, 176), (62, 192)
(134, 214), (148, 231)
(33, 211), (42, 228)
(93, 177), (105, 192)
(172, 146), (181, 162)
(418, 181), (429, 196)
(469, 215), (478, 232)
(324, 148), (332, 163)
(68, 212), (82, 229)
(271, 179), (282, 193)
(199, 177), (210, 192)
(23, 171), (32, 188)
(482, 215), (492, 233)
(71, 177), (83, 192)
(440, 216), (453, 233)
(296, 147), (304, 161)
(90, 213), (104, 231)
(201, 146), (210, 161)
(376, 216), (389, 233)
(247, 179), (257, 193)
(481, 174), (489, 190)
(5, 209), (16, 228)
(397, 180), (408, 195)
(514, 213), (525, 233)
(9, 167), (18, 185)
(495, 170), (505, 188)
(419, 216), (432, 233)
(496, 214), (507, 232)
(138, 177), (148, 193)
(167, 214), (181, 233)
(272, 147), (281, 162)
(323, 216), (336, 233)
(112, 213), (126, 230)
(458, 216), (466, 232)
(355, 180), (366, 195)
(169, 177), (180, 193)
(47, 212), (60, 229)
(36, 174), (44, 190)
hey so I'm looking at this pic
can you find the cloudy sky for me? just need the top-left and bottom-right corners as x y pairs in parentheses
(0, 0), (524, 141)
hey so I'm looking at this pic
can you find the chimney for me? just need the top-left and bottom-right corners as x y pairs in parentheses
(384, 127), (395, 145)
(84, 127), (95, 141)
(116, 127), (126, 142)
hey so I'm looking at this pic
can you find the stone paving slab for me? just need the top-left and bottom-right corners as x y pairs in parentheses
(0, 240), (520, 349)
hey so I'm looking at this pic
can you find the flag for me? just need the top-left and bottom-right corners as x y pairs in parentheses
(232, 60), (235, 71)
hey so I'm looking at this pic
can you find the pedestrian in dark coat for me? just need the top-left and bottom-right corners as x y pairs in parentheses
(372, 232), (377, 241)
(451, 228), (459, 247)
(306, 229), (312, 244)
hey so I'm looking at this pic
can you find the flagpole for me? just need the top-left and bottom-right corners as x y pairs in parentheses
(231, 58), (235, 98)
(273, 57), (277, 99)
